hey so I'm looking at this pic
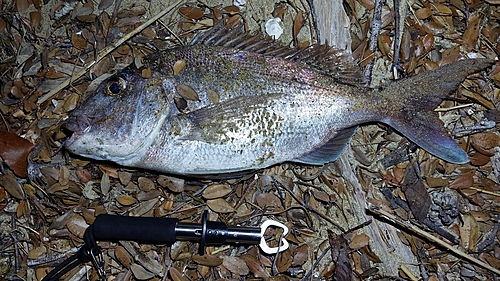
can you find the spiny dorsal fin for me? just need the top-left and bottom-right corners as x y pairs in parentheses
(190, 21), (366, 86)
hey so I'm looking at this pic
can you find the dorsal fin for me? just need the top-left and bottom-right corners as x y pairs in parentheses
(190, 22), (366, 86)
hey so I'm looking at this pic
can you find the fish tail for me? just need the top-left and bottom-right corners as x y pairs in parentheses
(378, 58), (495, 164)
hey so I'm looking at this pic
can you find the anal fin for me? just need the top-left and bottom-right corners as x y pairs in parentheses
(292, 127), (357, 165)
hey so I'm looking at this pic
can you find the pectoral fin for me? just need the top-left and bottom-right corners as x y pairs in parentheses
(292, 127), (357, 165)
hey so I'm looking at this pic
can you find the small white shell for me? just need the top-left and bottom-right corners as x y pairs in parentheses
(233, 0), (246, 9)
(265, 18), (283, 39)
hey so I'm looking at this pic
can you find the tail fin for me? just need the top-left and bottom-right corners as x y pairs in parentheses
(379, 59), (495, 164)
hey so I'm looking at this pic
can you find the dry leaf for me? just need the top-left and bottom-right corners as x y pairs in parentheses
(117, 195), (138, 206)
(131, 263), (155, 280)
(312, 190), (330, 202)
(30, 11), (42, 28)
(223, 5), (240, 15)
(202, 184), (232, 199)
(328, 230), (352, 280)
(66, 214), (89, 238)
(240, 254), (269, 278)
(58, 165), (70, 186)
(63, 92), (79, 112)
(206, 198), (235, 213)
(292, 244), (309, 266)
(157, 175), (184, 193)
(449, 173), (474, 190)
(293, 10), (304, 45)
(415, 7), (432, 19)
(141, 67), (152, 78)
(359, 0), (375, 10)
(459, 213), (479, 251)
(206, 89), (220, 104)
(439, 46), (459, 65)
(222, 256), (249, 276)
(138, 177), (155, 191)
(349, 233), (370, 250)
(179, 6), (204, 20)
(71, 33), (87, 50)
(276, 248), (292, 273)
(402, 163), (431, 223)
(169, 267), (186, 281)
(100, 172), (110, 195)
(174, 97), (188, 112)
(115, 246), (133, 268)
(0, 131), (34, 177)
(192, 254), (223, 266)
(98, 0), (114, 10)
(0, 173), (24, 199)
(173, 59), (186, 76)
(27, 245), (47, 259)
(176, 84), (199, 101)
(459, 88), (494, 110)
(463, 14), (480, 51)
(255, 193), (282, 210)
(99, 165), (118, 178)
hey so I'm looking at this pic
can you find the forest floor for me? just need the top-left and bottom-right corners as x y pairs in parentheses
(1, 0), (500, 280)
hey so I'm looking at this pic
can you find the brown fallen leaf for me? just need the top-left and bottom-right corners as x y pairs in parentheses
(0, 131), (35, 177)
(292, 243), (308, 266)
(206, 198), (235, 213)
(179, 6), (204, 20)
(192, 254), (223, 267)
(176, 84), (199, 101)
(0, 173), (24, 199)
(157, 175), (184, 193)
(463, 14), (480, 51)
(402, 163), (431, 223)
(71, 33), (87, 50)
(203, 184), (232, 199)
(328, 229), (352, 281)
(173, 59), (186, 76)
(222, 256), (249, 276)
(349, 233), (370, 250)
(293, 10), (304, 46)
(66, 214), (89, 238)
(240, 254), (269, 278)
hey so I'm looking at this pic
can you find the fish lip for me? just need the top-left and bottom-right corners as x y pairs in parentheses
(65, 132), (79, 148)
(64, 114), (91, 148)
(64, 114), (91, 134)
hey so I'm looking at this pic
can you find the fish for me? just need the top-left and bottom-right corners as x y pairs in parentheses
(64, 24), (495, 176)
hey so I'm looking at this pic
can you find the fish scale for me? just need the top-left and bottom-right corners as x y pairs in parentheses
(64, 25), (495, 177)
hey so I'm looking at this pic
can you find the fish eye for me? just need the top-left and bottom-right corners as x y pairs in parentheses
(106, 77), (126, 96)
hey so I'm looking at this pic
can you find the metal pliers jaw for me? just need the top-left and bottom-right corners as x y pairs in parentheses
(258, 219), (289, 254)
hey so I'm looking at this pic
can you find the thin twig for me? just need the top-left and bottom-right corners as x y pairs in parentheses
(434, 103), (474, 112)
(274, 178), (345, 232)
(37, 0), (183, 105)
(363, 0), (383, 83)
(368, 204), (500, 276)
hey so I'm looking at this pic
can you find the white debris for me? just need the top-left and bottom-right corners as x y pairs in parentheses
(467, 52), (479, 59)
(233, 0), (246, 9)
(265, 18), (283, 39)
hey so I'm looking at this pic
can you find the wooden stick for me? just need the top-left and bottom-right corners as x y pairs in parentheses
(37, 0), (183, 105)
(367, 204), (500, 276)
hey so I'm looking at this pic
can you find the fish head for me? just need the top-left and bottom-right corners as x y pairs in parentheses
(65, 67), (172, 162)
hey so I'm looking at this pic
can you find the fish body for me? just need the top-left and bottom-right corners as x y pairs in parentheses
(65, 28), (494, 176)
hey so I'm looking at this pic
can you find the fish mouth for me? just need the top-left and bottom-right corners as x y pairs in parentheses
(64, 115), (91, 147)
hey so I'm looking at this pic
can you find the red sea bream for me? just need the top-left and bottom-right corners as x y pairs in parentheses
(65, 25), (495, 176)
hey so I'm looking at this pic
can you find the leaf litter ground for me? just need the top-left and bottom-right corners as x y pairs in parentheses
(1, 0), (500, 280)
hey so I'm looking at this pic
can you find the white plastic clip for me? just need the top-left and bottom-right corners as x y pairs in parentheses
(259, 220), (289, 254)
